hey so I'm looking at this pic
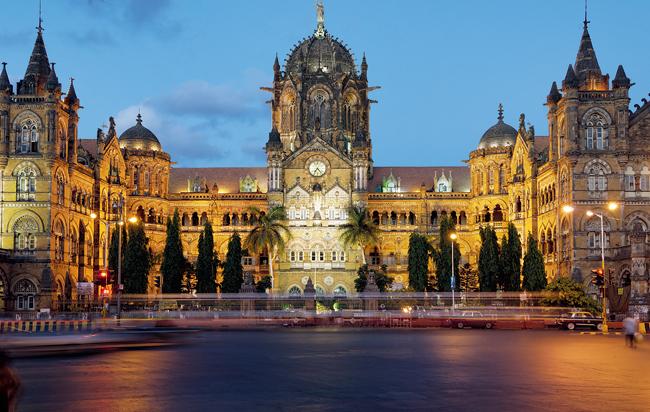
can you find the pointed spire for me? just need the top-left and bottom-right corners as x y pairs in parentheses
(136, 112), (143, 125)
(497, 103), (504, 122)
(360, 53), (368, 80)
(64, 77), (78, 106)
(266, 126), (282, 150)
(46, 62), (60, 92)
(562, 64), (578, 89)
(612, 64), (631, 89)
(0, 62), (12, 93)
(273, 53), (281, 81)
(21, 27), (50, 94)
(547, 81), (562, 104)
(574, 3), (601, 81)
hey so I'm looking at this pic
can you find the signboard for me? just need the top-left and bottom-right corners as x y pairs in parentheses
(77, 282), (94, 296)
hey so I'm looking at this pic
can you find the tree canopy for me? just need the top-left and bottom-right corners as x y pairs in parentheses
(500, 223), (522, 291)
(196, 221), (217, 293)
(222, 232), (244, 293)
(478, 225), (500, 291)
(408, 233), (430, 292)
(123, 221), (151, 294)
(354, 264), (393, 292)
(339, 205), (379, 265)
(522, 234), (547, 291)
(160, 209), (184, 293)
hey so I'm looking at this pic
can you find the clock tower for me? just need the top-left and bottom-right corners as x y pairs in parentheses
(263, 1), (374, 294)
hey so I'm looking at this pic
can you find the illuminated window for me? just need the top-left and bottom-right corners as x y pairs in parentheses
(19, 119), (38, 153)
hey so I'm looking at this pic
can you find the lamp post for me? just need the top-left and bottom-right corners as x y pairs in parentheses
(450, 232), (458, 311)
(586, 201), (618, 333)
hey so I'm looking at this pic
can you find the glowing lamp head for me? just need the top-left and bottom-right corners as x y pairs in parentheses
(607, 202), (619, 211)
(90, 212), (97, 219)
(586, 210), (594, 217)
(450, 233), (458, 241)
(100, 271), (107, 278)
(561, 205), (574, 214)
(128, 216), (138, 224)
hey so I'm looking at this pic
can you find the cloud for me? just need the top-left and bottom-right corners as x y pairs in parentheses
(67, 0), (181, 40)
(64, 29), (117, 46)
(154, 80), (266, 120)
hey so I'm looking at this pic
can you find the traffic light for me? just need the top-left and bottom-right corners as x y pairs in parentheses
(591, 268), (604, 286)
(154, 275), (161, 288)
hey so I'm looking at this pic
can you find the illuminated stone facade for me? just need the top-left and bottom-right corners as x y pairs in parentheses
(1, 11), (649, 313)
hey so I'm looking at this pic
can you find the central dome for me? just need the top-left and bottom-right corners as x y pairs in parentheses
(285, 33), (356, 76)
(119, 114), (161, 151)
(477, 104), (517, 150)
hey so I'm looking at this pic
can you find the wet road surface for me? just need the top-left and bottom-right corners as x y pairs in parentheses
(12, 329), (650, 411)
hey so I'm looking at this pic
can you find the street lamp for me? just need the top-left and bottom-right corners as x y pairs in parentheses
(561, 204), (575, 214)
(585, 201), (618, 333)
(450, 232), (458, 311)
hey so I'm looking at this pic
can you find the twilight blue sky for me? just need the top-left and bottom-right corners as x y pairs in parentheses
(2, 0), (650, 167)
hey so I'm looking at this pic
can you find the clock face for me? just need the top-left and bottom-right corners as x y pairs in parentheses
(309, 160), (327, 177)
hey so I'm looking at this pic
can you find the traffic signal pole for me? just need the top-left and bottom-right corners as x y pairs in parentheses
(598, 213), (608, 333)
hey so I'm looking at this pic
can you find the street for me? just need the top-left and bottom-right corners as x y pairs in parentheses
(13, 329), (650, 412)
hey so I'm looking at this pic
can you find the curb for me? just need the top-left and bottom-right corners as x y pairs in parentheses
(0, 320), (92, 334)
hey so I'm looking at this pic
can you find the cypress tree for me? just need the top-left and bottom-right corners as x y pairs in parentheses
(434, 216), (460, 292)
(522, 234), (547, 291)
(123, 221), (151, 294)
(108, 224), (127, 285)
(196, 221), (216, 293)
(500, 223), (522, 291)
(221, 232), (243, 293)
(408, 233), (430, 291)
(160, 209), (184, 293)
(478, 226), (500, 291)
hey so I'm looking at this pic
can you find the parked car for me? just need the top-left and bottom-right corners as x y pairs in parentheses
(557, 311), (603, 331)
(448, 311), (496, 329)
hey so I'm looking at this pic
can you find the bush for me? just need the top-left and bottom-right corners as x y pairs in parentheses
(541, 277), (600, 314)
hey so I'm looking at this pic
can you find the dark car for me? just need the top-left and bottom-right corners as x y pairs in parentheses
(557, 311), (603, 331)
(448, 311), (496, 329)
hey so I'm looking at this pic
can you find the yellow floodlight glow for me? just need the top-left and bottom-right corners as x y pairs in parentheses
(607, 202), (618, 211)
(128, 216), (138, 224)
(561, 205), (574, 214)
(450, 233), (458, 241)
(586, 210), (594, 217)
(90, 212), (97, 219)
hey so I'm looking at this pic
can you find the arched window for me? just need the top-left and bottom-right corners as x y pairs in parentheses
(431, 211), (438, 225)
(70, 229), (78, 264)
(144, 170), (150, 194)
(333, 285), (347, 296)
(585, 217), (610, 255)
(372, 211), (380, 225)
(147, 208), (156, 224)
(587, 165), (607, 192)
(288, 285), (302, 297)
(137, 206), (145, 222)
(13, 215), (38, 255)
(182, 213), (190, 226)
(191, 212), (199, 226)
(492, 205), (503, 222)
(54, 220), (65, 261)
(585, 112), (607, 150)
(515, 196), (522, 213)
(200, 212), (208, 226)
(483, 206), (491, 223)
(408, 212), (416, 225)
(390, 212), (397, 225)
(231, 213), (239, 226)
(15, 279), (37, 310)
(16, 166), (37, 201)
(222, 213), (231, 226)
(133, 167), (140, 193)
(459, 211), (467, 225)
(19, 119), (39, 153)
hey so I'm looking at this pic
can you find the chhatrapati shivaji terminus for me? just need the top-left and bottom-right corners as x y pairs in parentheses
(0, 1), (649, 316)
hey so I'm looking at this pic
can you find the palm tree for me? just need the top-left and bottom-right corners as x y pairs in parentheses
(339, 205), (379, 265)
(244, 206), (291, 290)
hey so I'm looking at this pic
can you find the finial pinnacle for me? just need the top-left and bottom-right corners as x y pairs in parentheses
(497, 103), (504, 121)
(583, 0), (590, 29)
(37, 0), (43, 33)
(136, 112), (142, 124)
(315, 0), (325, 38)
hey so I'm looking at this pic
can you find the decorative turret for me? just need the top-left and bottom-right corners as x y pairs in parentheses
(273, 54), (281, 82)
(477, 104), (517, 150)
(547, 81), (562, 104)
(0, 63), (12, 94)
(360, 53), (368, 80)
(64, 78), (79, 108)
(265, 126), (282, 151)
(46, 62), (60, 93)
(612, 64), (631, 89)
(17, 26), (51, 95)
(562, 64), (578, 89)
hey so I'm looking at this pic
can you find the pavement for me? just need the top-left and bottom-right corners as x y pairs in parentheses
(12, 329), (650, 412)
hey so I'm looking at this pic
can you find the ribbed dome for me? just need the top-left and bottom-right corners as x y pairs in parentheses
(477, 104), (517, 149)
(285, 32), (356, 76)
(119, 114), (161, 151)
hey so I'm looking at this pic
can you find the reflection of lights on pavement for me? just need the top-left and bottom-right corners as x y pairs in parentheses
(402, 306), (412, 314)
